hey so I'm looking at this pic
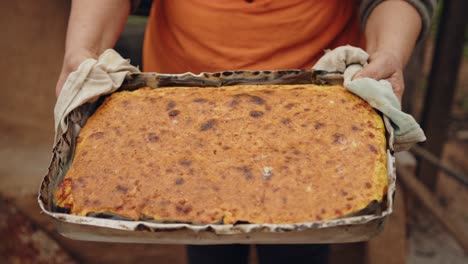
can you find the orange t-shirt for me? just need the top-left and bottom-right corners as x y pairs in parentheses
(143, 0), (364, 73)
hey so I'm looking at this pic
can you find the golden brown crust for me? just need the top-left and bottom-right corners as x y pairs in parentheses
(55, 84), (387, 224)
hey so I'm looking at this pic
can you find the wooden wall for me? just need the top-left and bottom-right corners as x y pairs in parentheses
(0, 0), (70, 144)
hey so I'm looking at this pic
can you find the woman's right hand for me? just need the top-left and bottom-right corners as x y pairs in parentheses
(55, 51), (97, 97)
(55, 0), (131, 97)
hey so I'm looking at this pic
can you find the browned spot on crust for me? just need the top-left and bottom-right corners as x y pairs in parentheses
(333, 133), (346, 144)
(365, 182), (372, 189)
(193, 98), (208, 103)
(369, 144), (378, 154)
(335, 209), (342, 216)
(284, 103), (296, 109)
(314, 122), (325, 129)
(281, 118), (291, 125)
(315, 215), (322, 221)
(116, 185), (128, 192)
(200, 119), (217, 131)
(261, 90), (274, 94)
(89, 131), (105, 140)
(368, 132), (375, 138)
(175, 178), (185, 185)
(146, 133), (159, 142)
(167, 101), (176, 110)
(236, 166), (254, 180)
(176, 204), (193, 214)
(229, 99), (239, 107)
(250, 95), (265, 105)
(168, 110), (180, 117)
(179, 159), (192, 166)
(249, 110), (264, 118)
(341, 190), (348, 196)
(353, 102), (369, 110)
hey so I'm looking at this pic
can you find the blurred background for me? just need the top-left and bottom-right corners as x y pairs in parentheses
(0, 0), (467, 263)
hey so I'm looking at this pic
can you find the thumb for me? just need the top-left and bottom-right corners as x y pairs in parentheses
(354, 62), (385, 80)
(343, 64), (363, 86)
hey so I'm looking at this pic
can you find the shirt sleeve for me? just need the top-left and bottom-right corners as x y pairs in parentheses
(359, 0), (437, 42)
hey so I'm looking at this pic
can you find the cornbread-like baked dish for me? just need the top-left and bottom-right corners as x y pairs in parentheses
(54, 84), (387, 224)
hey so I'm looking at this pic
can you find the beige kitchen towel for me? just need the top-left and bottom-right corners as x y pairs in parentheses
(313, 45), (426, 152)
(54, 49), (140, 143)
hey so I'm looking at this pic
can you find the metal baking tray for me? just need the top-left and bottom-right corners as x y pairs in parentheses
(38, 70), (396, 244)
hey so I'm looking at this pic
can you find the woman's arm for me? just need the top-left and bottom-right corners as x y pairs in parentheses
(56, 0), (131, 96)
(356, 0), (424, 101)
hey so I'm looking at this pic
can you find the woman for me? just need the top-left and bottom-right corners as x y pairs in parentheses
(55, 1), (434, 263)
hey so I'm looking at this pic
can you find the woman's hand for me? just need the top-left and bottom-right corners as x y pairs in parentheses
(55, 50), (97, 97)
(55, 0), (131, 97)
(354, 50), (404, 101)
(360, 0), (422, 102)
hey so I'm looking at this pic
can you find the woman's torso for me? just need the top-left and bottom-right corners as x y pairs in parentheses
(143, 0), (364, 73)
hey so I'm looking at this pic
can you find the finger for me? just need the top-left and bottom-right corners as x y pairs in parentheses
(354, 57), (395, 80)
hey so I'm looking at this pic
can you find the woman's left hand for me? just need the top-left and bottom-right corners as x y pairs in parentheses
(354, 50), (405, 102)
